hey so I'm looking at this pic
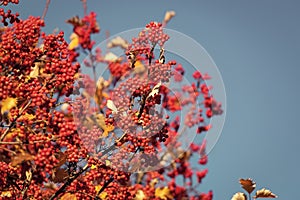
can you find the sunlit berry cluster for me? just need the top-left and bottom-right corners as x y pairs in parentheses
(0, 2), (222, 199)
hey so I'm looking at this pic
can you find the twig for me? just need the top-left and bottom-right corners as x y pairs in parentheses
(81, 0), (87, 16)
(95, 177), (114, 199)
(0, 99), (31, 142)
(41, 0), (51, 20)
(49, 164), (89, 200)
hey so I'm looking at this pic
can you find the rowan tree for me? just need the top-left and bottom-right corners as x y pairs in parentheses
(0, 1), (223, 199)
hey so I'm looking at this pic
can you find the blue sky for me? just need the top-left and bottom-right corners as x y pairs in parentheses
(6, 0), (300, 199)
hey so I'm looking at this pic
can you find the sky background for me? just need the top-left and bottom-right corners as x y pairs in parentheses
(6, 0), (300, 199)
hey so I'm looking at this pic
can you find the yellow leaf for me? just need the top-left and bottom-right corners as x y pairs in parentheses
(95, 186), (107, 199)
(99, 192), (107, 199)
(150, 178), (158, 188)
(68, 33), (79, 50)
(19, 113), (36, 121)
(107, 36), (128, 49)
(60, 193), (77, 200)
(95, 114), (106, 130)
(155, 187), (173, 200)
(231, 192), (247, 200)
(134, 190), (146, 200)
(133, 60), (146, 74)
(1, 191), (12, 197)
(29, 63), (40, 78)
(163, 11), (176, 24)
(103, 124), (114, 137)
(1, 97), (17, 114)
(239, 178), (256, 194)
(91, 164), (97, 170)
(253, 188), (277, 199)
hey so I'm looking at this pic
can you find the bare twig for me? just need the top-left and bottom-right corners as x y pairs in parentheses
(41, 0), (51, 20)
(95, 177), (114, 199)
(49, 164), (89, 200)
(81, 0), (87, 16)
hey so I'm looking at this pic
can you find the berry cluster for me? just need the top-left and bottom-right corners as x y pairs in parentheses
(0, 2), (223, 199)
(0, 8), (19, 26)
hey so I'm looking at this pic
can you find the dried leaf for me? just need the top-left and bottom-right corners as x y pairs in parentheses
(19, 113), (36, 121)
(55, 151), (67, 168)
(95, 185), (107, 199)
(231, 192), (247, 200)
(60, 193), (77, 200)
(26, 170), (32, 181)
(29, 63), (40, 78)
(103, 52), (120, 62)
(134, 190), (146, 200)
(107, 100), (118, 114)
(239, 178), (256, 194)
(103, 124), (114, 137)
(51, 168), (68, 183)
(150, 178), (158, 188)
(68, 33), (79, 50)
(107, 36), (128, 49)
(11, 152), (34, 167)
(163, 10), (176, 24)
(154, 187), (173, 200)
(147, 82), (161, 99)
(1, 191), (12, 197)
(66, 16), (84, 26)
(133, 60), (146, 74)
(253, 188), (277, 199)
(1, 97), (17, 114)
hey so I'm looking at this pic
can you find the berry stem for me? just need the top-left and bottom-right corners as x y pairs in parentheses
(41, 0), (51, 20)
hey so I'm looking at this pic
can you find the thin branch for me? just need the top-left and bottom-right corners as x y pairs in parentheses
(81, 0), (87, 16)
(41, 0), (51, 20)
(0, 99), (32, 142)
(95, 177), (114, 199)
(49, 164), (89, 200)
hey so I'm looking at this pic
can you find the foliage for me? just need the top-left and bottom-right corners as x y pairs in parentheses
(0, 1), (223, 199)
(231, 178), (277, 200)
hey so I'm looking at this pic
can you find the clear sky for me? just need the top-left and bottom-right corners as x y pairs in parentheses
(6, 0), (300, 199)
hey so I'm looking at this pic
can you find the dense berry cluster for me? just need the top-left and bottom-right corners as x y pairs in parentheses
(0, 3), (222, 200)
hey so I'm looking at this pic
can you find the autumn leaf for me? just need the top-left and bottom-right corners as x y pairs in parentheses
(60, 193), (77, 200)
(51, 168), (68, 183)
(231, 192), (247, 200)
(95, 185), (107, 199)
(68, 33), (79, 50)
(163, 10), (176, 24)
(11, 152), (34, 167)
(29, 63), (40, 78)
(19, 113), (36, 121)
(147, 82), (161, 99)
(1, 191), (12, 198)
(134, 190), (146, 200)
(133, 60), (146, 74)
(66, 16), (84, 27)
(107, 36), (128, 49)
(155, 187), (173, 200)
(103, 52), (120, 62)
(107, 100), (118, 114)
(103, 124), (114, 137)
(1, 97), (17, 114)
(253, 188), (277, 199)
(239, 178), (256, 194)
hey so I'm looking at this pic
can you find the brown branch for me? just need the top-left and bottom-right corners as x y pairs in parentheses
(49, 164), (89, 200)
(41, 0), (51, 20)
(81, 0), (87, 16)
(95, 177), (114, 199)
